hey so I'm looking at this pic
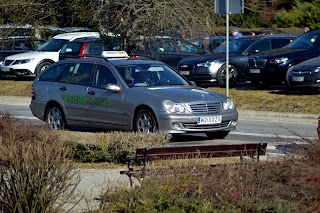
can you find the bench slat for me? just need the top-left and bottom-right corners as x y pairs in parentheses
(135, 143), (267, 161)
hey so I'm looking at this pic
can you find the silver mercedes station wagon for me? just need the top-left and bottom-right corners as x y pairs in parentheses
(30, 51), (238, 139)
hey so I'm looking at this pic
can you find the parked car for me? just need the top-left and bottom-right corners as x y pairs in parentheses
(0, 32), (100, 78)
(130, 37), (203, 68)
(247, 30), (320, 88)
(0, 36), (46, 66)
(59, 36), (122, 60)
(177, 34), (296, 87)
(286, 56), (320, 92)
(29, 52), (238, 139)
(188, 36), (227, 51)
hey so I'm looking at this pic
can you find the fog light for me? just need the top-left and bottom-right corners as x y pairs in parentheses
(231, 121), (237, 126)
(173, 123), (180, 129)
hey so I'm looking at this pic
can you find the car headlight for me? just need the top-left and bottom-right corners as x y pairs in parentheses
(12, 58), (34, 65)
(315, 67), (320, 73)
(223, 99), (235, 110)
(163, 100), (192, 113)
(270, 57), (288, 65)
(197, 61), (216, 67)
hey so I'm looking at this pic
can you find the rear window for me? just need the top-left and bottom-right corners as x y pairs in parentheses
(60, 42), (83, 54)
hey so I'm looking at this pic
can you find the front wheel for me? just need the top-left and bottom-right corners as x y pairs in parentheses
(217, 65), (238, 87)
(205, 131), (230, 139)
(35, 61), (52, 75)
(46, 105), (66, 130)
(135, 109), (157, 133)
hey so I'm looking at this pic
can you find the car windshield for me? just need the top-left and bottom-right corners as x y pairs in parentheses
(214, 39), (256, 53)
(37, 39), (68, 52)
(115, 63), (191, 87)
(286, 31), (320, 49)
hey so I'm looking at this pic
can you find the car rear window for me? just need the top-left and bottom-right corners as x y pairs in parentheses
(60, 42), (83, 54)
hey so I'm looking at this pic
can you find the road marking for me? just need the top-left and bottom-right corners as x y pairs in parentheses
(4, 115), (40, 120)
(231, 131), (314, 140)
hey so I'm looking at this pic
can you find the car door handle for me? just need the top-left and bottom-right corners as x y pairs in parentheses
(87, 90), (95, 95)
(59, 86), (66, 91)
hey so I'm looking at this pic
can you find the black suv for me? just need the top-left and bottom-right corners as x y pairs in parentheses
(177, 34), (297, 87)
(59, 36), (122, 60)
(247, 30), (320, 88)
(0, 37), (45, 65)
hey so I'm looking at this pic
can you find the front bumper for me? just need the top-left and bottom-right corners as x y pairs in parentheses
(287, 72), (320, 88)
(156, 110), (238, 134)
(0, 66), (36, 78)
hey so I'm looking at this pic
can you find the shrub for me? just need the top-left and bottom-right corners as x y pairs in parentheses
(99, 131), (172, 163)
(0, 112), (79, 212)
(64, 141), (112, 163)
(100, 138), (320, 212)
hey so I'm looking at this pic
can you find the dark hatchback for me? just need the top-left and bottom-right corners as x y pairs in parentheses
(129, 37), (203, 68)
(59, 36), (122, 60)
(0, 37), (46, 65)
(177, 34), (297, 87)
(247, 30), (320, 88)
(286, 56), (320, 92)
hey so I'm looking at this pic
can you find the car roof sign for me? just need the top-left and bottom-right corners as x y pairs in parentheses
(101, 51), (129, 59)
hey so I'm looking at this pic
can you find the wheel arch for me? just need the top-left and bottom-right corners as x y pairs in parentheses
(44, 101), (67, 123)
(35, 59), (55, 73)
(132, 104), (158, 130)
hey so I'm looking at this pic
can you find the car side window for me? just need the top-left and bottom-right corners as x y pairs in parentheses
(59, 62), (94, 86)
(93, 64), (118, 89)
(14, 41), (33, 50)
(271, 39), (293, 49)
(248, 40), (271, 54)
(155, 40), (178, 53)
(177, 40), (200, 54)
(39, 63), (69, 82)
(0, 40), (14, 50)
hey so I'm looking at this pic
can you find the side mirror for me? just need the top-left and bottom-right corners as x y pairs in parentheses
(190, 81), (196, 86)
(106, 84), (121, 92)
(248, 49), (259, 55)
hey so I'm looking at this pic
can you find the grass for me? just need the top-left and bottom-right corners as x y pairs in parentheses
(0, 79), (319, 114)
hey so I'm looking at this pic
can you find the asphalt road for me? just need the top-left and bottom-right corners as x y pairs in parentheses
(0, 96), (318, 145)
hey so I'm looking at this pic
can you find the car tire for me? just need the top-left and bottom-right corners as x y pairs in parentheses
(135, 109), (158, 133)
(217, 64), (238, 87)
(205, 131), (230, 139)
(46, 105), (66, 130)
(35, 61), (52, 75)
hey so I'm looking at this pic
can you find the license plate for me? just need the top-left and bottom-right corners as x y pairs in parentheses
(179, 71), (190, 75)
(292, 76), (304, 82)
(249, 69), (260, 74)
(1, 67), (10, 72)
(197, 116), (222, 125)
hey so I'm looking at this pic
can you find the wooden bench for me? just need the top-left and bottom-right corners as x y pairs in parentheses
(120, 143), (268, 186)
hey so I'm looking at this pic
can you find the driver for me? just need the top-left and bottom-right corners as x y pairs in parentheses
(137, 71), (155, 86)
(140, 71), (151, 83)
